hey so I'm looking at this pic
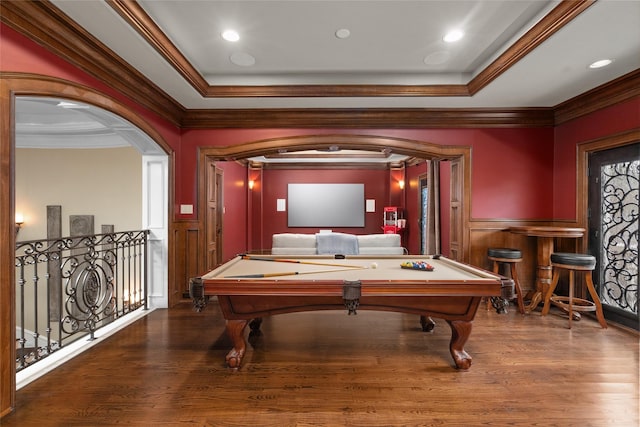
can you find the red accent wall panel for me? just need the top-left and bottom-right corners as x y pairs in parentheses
(259, 168), (389, 246)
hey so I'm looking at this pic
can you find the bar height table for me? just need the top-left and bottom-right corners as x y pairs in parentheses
(508, 226), (586, 312)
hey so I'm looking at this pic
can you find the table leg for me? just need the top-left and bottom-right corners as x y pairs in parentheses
(525, 236), (554, 312)
(447, 320), (472, 370)
(225, 319), (248, 370)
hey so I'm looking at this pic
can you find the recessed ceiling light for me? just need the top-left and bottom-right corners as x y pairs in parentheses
(335, 28), (351, 39)
(589, 59), (613, 69)
(443, 29), (464, 43)
(230, 52), (255, 67)
(222, 30), (240, 42)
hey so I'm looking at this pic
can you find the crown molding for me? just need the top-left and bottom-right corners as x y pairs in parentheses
(0, 0), (185, 126)
(181, 108), (555, 129)
(554, 69), (640, 125)
(1, 0), (635, 129)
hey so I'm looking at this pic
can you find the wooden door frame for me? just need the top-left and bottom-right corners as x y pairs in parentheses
(576, 128), (640, 242)
(200, 156), (224, 272)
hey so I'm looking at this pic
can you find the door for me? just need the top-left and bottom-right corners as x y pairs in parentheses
(205, 158), (224, 271)
(588, 143), (639, 330)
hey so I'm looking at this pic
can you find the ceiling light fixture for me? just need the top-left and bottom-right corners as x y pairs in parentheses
(335, 28), (351, 39)
(222, 30), (240, 42)
(589, 59), (613, 69)
(443, 29), (464, 43)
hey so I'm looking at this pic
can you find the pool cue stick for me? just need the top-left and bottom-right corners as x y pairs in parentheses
(240, 255), (366, 269)
(224, 267), (362, 279)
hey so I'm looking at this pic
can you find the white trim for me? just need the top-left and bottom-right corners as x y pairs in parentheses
(16, 307), (154, 389)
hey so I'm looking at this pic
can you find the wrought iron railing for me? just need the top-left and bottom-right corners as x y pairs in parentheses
(15, 230), (149, 372)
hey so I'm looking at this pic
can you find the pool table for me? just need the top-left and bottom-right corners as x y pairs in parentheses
(190, 254), (513, 370)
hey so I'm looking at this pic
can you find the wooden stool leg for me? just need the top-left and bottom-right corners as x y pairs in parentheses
(510, 263), (525, 314)
(541, 269), (559, 316)
(585, 273), (608, 329)
(568, 270), (574, 329)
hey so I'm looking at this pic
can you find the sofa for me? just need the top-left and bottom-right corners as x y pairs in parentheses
(271, 232), (405, 255)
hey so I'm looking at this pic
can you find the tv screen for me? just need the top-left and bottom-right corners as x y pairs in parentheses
(288, 183), (365, 227)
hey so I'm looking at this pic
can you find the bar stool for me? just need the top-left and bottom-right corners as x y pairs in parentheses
(487, 248), (525, 314)
(541, 252), (607, 329)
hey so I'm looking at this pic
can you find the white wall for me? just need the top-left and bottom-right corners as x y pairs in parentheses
(15, 147), (142, 241)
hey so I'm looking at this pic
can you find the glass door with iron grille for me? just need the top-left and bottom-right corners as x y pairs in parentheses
(588, 143), (639, 330)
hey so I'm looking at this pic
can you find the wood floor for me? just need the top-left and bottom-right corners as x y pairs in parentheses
(3, 300), (638, 426)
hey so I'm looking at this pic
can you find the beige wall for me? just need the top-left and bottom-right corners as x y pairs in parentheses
(15, 147), (142, 241)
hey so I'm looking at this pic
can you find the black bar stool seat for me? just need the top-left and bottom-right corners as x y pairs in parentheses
(541, 252), (607, 329)
(487, 248), (525, 314)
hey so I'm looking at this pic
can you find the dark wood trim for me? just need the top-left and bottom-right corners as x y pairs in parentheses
(0, 0), (185, 126)
(198, 134), (468, 161)
(171, 220), (202, 300)
(181, 108), (555, 129)
(554, 69), (640, 125)
(0, 71), (17, 419)
(468, 0), (595, 94)
(259, 162), (392, 170)
(106, 0), (210, 96)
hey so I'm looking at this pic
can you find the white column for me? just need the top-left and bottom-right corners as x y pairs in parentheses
(142, 155), (168, 308)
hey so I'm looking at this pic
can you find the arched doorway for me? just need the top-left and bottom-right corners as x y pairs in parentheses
(198, 134), (471, 266)
(1, 74), (173, 413)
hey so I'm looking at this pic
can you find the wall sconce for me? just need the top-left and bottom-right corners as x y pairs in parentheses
(398, 180), (405, 190)
(248, 180), (255, 190)
(15, 212), (24, 235)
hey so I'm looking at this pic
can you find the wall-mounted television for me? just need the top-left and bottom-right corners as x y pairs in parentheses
(288, 183), (365, 227)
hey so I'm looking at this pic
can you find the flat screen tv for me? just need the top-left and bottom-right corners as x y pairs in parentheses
(288, 183), (365, 227)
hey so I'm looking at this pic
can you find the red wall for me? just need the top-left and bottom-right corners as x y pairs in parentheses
(553, 97), (640, 219)
(181, 127), (555, 224)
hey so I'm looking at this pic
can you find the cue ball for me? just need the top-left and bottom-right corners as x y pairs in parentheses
(370, 262), (378, 269)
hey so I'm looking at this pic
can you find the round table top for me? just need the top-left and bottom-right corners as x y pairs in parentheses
(508, 225), (585, 238)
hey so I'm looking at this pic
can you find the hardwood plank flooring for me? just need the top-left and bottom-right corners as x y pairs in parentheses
(3, 301), (638, 426)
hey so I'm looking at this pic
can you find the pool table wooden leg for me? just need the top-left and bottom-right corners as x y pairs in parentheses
(447, 320), (473, 370)
(225, 319), (248, 370)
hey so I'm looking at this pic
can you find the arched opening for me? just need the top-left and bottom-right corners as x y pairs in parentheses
(199, 134), (471, 267)
(1, 75), (172, 401)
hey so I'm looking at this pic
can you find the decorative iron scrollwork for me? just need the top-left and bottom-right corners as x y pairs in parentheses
(600, 160), (639, 315)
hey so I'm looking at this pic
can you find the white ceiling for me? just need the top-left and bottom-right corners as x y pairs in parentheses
(47, 0), (640, 109)
(14, 1), (640, 153)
